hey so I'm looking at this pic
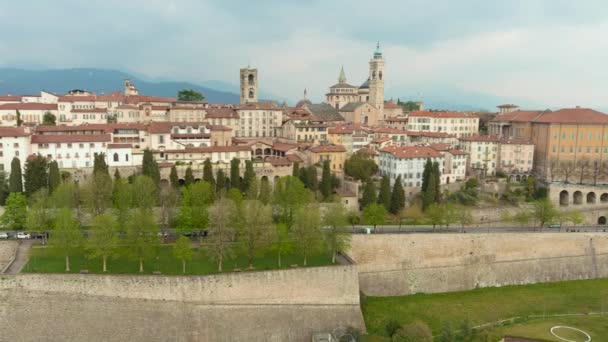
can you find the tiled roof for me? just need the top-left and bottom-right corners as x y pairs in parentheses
(272, 142), (298, 152)
(0, 95), (23, 102)
(380, 146), (442, 159)
(491, 110), (544, 123)
(408, 131), (456, 138)
(308, 144), (346, 153)
(235, 102), (279, 110)
(265, 157), (292, 167)
(286, 153), (302, 163)
(384, 101), (401, 109)
(446, 149), (468, 155)
(386, 116), (408, 122)
(164, 145), (251, 153)
(371, 137), (392, 144)
(357, 147), (378, 156)
(428, 143), (451, 151)
(0, 127), (28, 137)
(339, 102), (366, 112)
(0, 103), (58, 110)
(408, 111), (477, 119)
(373, 127), (409, 134)
(328, 83), (357, 89)
(58, 95), (97, 102)
(32, 134), (111, 143)
(534, 108), (608, 124)
(306, 103), (344, 121)
(459, 135), (501, 142)
(107, 143), (132, 149)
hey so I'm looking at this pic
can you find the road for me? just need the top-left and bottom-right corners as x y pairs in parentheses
(4, 240), (33, 274)
(350, 225), (608, 234)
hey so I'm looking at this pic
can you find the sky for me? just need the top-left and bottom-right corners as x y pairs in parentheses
(1, 0), (608, 108)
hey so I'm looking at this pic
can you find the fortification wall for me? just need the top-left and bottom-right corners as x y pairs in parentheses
(0, 266), (365, 342)
(0, 241), (17, 272)
(348, 233), (608, 296)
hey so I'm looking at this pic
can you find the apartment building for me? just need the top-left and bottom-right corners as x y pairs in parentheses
(407, 111), (479, 138)
(235, 103), (283, 138)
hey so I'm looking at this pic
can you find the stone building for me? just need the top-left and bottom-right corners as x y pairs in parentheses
(240, 67), (258, 104)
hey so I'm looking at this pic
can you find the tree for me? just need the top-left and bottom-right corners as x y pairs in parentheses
(24, 155), (48, 197)
(548, 157), (560, 182)
(273, 176), (309, 228)
(16, 109), (22, 126)
(9, 157), (22, 193)
(320, 160), (332, 200)
(114, 168), (121, 181)
(86, 213), (119, 272)
(0, 171), (9, 205)
(239, 200), (273, 268)
(42, 111), (56, 126)
(184, 167), (195, 186)
(26, 189), (52, 240)
(259, 177), (272, 205)
(531, 198), (558, 229)
(360, 179), (377, 209)
(344, 152), (378, 181)
(306, 165), (318, 191)
(377, 175), (392, 211)
(125, 208), (159, 272)
(173, 235), (194, 274)
(323, 203), (351, 263)
(513, 209), (531, 227)
(404, 203), (424, 225)
(131, 175), (157, 209)
(206, 197), (237, 272)
(568, 209), (585, 226)
(93, 153), (109, 175)
(48, 161), (60, 193)
(392, 320), (433, 342)
(51, 182), (78, 209)
(439, 322), (454, 342)
(203, 158), (215, 188)
(112, 178), (132, 224)
(230, 158), (240, 190)
(559, 160), (577, 183)
(242, 160), (256, 194)
(292, 161), (300, 177)
(50, 208), (83, 272)
(177, 181), (214, 235)
(1, 192), (27, 230)
(272, 223), (293, 268)
(432, 162), (441, 202)
(158, 185), (178, 231)
(362, 203), (386, 230)
(246, 176), (259, 200)
(291, 206), (324, 266)
(425, 203), (444, 230)
(421, 159), (433, 194)
(216, 169), (227, 193)
(422, 169), (438, 210)
(455, 205), (474, 231)
(177, 89), (205, 101)
(576, 158), (592, 184)
(169, 165), (179, 188)
(390, 176), (406, 214)
(81, 171), (113, 215)
(142, 149), (160, 187)
(443, 202), (459, 228)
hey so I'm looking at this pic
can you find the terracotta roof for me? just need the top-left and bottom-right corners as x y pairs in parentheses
(336, 188), (357, 197)
(357, 147), (378, 156)
(58, 95), (97, 102)
(286, 153), (302, 163)
(265, 157), (292, 167)
(272, 142), (298, 152)
(164, 145), (251, 153)
(235, 102), (279, 110)
(207, 124), (232, 131)
(371, 137), (392, 144)
(408, 111), (477, 119)
(386, 116), (408, 122)
(107, 143), (132, 149)
(384, 101), (401, 109)
(408, 131), (456, 138)
(171, 133), (211, 139)
(0, 95), (23, 102)
(428, 143), (451, 151)
(534, 108), (608, 124)
(459, 135), (501, 142)
(0, 103), (57, 110)
(308, 144), (346, 153)
(339, 102), (367, 112)
(446, 149), (468, 155)
(32, 134), (111, 143)
(70, 108), (108, 113)
(380, 146), (442, 159)
(123, 95), (176, 104)
(205, 108), (238, 119)
(0, 127), (28, 137)
(373, 127), (409, 134)
(492, 110), (544, 123)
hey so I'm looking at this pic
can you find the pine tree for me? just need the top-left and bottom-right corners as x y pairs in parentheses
(48, 161), (61, 193)
(377, 175), (391, 211)
(292, 161), (300, 177)
(169, 165), (179, 188)
(184, 167), (195, 186)
(114, 168), (121, 181)
(9, 157), (22, 193)
(24, 155), (49, 197)
(243, 160), (255, 194)
(141, 149), (160, 187)
(203, 158), (215, 187)
(230, 158), (240, 190)
(320, 160), (332, 200)
(390, 176), (405, 214)
(360, 179), (377, 209)
(216, 169), (227, 193)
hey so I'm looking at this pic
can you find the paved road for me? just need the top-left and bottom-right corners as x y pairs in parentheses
(5, 240), (33, 274)
(351, 225), (608, 234)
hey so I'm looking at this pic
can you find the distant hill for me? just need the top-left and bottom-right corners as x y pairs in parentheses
(0, 68), (242, 104)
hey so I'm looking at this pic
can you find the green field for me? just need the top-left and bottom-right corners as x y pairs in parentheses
(362, 278), (608, 339)
(483, 316), (608, 341)
(22, 245), (334, 275)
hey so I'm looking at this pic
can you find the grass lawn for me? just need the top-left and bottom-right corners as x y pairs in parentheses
(22, 245), (334, 275)
(362, 278), (608, 338)
(475, 316), (608, 341)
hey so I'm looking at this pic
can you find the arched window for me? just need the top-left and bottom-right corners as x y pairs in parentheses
(248, 74), (254, 85)
(113, 153), (119, 162)
(379, 71), (383, 80)
(248, 90), (254, 99)
(125, 154), (129, 162)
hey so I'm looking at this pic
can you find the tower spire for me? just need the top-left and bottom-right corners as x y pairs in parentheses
(303, 88), (308, 100)
(338, 66), (347, 83)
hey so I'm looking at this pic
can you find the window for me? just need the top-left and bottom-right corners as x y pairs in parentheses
(89, 143), (94, 148)
(14, 151), (18, 157)
(113, 153), (119, 162)
(125, 154), (129, 162)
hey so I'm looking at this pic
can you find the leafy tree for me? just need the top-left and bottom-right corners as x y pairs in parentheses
(24, 154), (48, 197)
(206, 197), (237, 272)
(273, 176), (309, 228)
(177, 89), (205, 101)
(203, 158), (215, 188)
(48, 161), (60, 193)
(26, 189), (52, 239)
(531, 198), (558, 229)
(173, 235), (194, 274)
(169, 165), (179, 188)
(272, 223), (293, 268)
(177, 181), (214, 235)
(426, 203), (444, 229)
(158, 185), (178, 230)
(377, 175), (391, 211)
(216, 169), (227, 193)
(142, 149), (160, 187)
(42, 111), (56, 126)
(125, 208), (159, 272)
(323, 203), (351, 263)
(292, 161), (300, 177)
(458, 319), (474, 342)
(1, 192), (27, 230)
(239, 200), (273, 268)
(568, 209), (585, 226)
(456, 205), (474, 231)
(16, 109), (22, 126)
(320, 160), (332, 200)
(184, 167), (195, 186)
(443, 202), (459, 228)
(360, 179), (377, 209)
(291, 206), (324, 266)
(86, 213), (119, 272)
(362, 203), (386, 230)
(112, 178), (132, 224)
(306, 165), (318, 191)
(259, 177), (272, 205)
(298, 167), (308, 186)
(93, 153), (109, 175)
(246, 176), (259, 200)
(230, 158), (241, 190)
(81, 171), (113, 215)
(513, 209), (531, 227)
(390, 176), (406, 214)
(9, 157), (22, 193)
(0, 171), (9, 205)
(131, 175), (156, 209)
(344, 152), (378, 181)
(347, 210), (361, 230)
(242, 160), (256, 194)
(51, 182), (78, 209)
(50, 208), (83, 272)
(392, 320), (433, 342)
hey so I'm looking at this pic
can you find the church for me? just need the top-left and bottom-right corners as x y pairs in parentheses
(325, 44), (385, 126)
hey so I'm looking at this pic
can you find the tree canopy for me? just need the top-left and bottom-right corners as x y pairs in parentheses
(177, 89), (205, 101)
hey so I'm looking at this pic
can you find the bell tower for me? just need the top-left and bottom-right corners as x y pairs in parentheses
(240, 67), (258, 104)
(368, 42), (385, 114)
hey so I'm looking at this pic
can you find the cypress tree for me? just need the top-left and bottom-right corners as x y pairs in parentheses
(390, 176), (405, 214)
(169, 165), (179, 188)
(298, 166), (308, 186)
(93, 153), (109, 175)
(306, 165), (318, 191)
(242, 160), (255, 193)
(114, 168), (121, 181)
(203, 158), (215, 187)
(48, 161), (61, 193)
(377, 175), (391, 211)
(16, 109), (22, 126)
(292, 161), (300, 177)
(230, 158), (240, 190)
(432, 161), (441, 202)
(421, 158), (432, 193)
(320, 160), (332, 200)
(423, 173), (438, 210)
(216, 169), (227, 193)
(360, 179), (377, 209)
(259, 177), (271, 205)
(142, 149), (160, 187)
(9, 157), (22, 193)
(24, 155), (48, 197)
(184, 167), (195, 186)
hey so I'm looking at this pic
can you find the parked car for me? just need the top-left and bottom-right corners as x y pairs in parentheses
(16, 232), (31, 239)
(548, 224), (561, 229)
(0, 232), (8, 239)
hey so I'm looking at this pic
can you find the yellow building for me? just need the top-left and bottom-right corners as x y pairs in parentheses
(304, 144), (347, 173)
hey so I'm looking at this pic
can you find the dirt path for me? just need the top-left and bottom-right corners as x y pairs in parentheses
(5, 240), (33, 274)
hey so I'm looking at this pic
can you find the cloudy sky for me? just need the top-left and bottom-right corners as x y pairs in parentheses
(1, 0), (608, 108)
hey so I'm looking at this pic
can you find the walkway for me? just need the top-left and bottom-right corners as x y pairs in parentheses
(5, 240), (33, 274)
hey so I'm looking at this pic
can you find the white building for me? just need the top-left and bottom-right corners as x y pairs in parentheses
(378, 146), (444, 187)
(407, 111), (479, 138)
(0, 127), (30, 173)
(235, 103), (283, 138)
(0, 103), (58, 126)
(458, 135), (500, 176)
(31, 134), (110, 169)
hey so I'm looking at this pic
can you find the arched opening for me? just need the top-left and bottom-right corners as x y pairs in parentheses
(248, 74), (254, 85)
(599, 216), (607, 225)
(255, 148), (263, 156)
(264, 148), (271, 155)
(186, 143), (194, 148)
(160, 179), (169, 185)
(559, 190), (569, 206)
(521, 175), (528, 181)
(573, 191), (583, 205)
(379, 71), (383, 80)
(178, 179), (185, 186)
(601, 193), (608, 203)
(194, 178), (201, 183)
(199, 143), (207, 147)
(273, 175), (280, 183)
(587, 192), (597, 204)
(248, 90), (254, 99)
(113, 153), (119, 162)
(261, 176), (268, 182)
(446, 177), (450, 184)
(515, 175), (521, 182)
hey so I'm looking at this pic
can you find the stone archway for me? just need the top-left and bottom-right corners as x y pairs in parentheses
(516, 175), (521, 182)
(178, 179), (185, 186)
(599, 216), (607, 225)
(559, 190), (569, 206)
(573, 191), (583, 205)
(601, 193), (608, 203)
(587, 192), (596, 204)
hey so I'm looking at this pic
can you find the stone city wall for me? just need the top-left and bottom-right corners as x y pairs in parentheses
(348, 233), (608, 296)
